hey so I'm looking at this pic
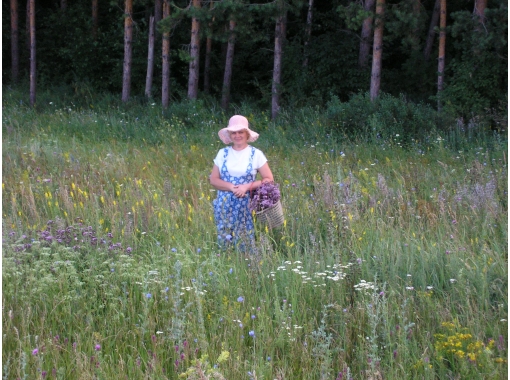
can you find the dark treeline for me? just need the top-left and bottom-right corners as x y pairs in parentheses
(2, 0), (507, 119)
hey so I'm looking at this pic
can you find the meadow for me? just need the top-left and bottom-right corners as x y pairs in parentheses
(2, 88), (508, 379)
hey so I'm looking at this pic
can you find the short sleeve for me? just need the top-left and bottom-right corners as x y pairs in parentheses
(253, 148), (268, 170)
(213, 148), (227, 168)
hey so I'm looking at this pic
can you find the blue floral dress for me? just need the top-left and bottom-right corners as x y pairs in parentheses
(213, 147), (256, 249)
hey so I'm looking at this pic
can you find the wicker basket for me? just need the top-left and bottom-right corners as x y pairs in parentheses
(255, 200), (284, 229)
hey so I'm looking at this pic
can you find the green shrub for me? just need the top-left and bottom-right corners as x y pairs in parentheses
(326, 92), (443, 144)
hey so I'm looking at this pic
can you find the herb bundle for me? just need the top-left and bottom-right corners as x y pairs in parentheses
(249, 181), (281, 212)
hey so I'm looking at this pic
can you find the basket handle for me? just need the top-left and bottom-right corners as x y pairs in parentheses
(248, 181), (254, 199)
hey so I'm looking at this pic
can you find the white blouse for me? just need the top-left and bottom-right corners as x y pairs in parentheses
(213, 146), (268, 177)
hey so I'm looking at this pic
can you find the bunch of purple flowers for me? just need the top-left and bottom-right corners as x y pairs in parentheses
(249, 181), (281, 212)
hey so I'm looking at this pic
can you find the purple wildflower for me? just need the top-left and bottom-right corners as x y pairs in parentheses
(249, 182), (281, 212)
(498, 335), (505, 351)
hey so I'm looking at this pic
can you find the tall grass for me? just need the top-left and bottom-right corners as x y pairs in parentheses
(2, 87), (507, 379)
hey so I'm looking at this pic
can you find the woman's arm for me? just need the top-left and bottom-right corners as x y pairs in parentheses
(257, 162), (274, 184)
(210, 162), (274, 198)
(209, 165), (236, 192)
(233, 162), (274, 197)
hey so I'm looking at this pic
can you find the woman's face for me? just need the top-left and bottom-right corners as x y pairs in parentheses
(229, 129), (249, 146)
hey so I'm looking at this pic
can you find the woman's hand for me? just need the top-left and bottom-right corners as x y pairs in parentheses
(232, 183), (250, 198)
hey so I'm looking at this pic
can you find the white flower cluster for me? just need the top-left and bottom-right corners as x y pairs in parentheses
(180, 286), (207, 296)
(353, 280), (377, 292)
(267, 261), (348, 285)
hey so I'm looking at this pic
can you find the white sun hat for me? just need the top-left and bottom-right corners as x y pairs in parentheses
(218, 115), (260, 144)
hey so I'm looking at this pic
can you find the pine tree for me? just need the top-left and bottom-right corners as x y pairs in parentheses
(145, 15), (156, 98)
(370, 0), (385, 101)
(92, 0), (98, 39)
(10, 0), (19, 84)
(221, 19), (236, 110)
(162, 0), (171, 108)
(303, 0), (314, 68)
(271, 3), (287, 119)
(29, 0), (36, 106)
(423, 0), (440, 60)
(359, 0), (375, 68)
(203, 0), (215, 94)
(187, 0), (201, 100)
(437, 0), (446, 111)
(121, 0), (133, 103)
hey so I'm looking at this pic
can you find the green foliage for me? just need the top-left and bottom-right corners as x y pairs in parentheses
(282, 31), (366, 107)
(336, 2), (371, 31)
(384, 0), (428, 52)
(440, 3), (508, 118)
(35, 3), (126, 92)
(325, 92), (445, 145)
(2, 0), (507, 119)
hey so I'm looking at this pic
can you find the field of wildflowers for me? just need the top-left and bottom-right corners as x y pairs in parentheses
(2, 89), (508, 379)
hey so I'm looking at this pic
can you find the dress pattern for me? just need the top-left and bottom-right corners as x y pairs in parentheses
(213, 147), (256, 249)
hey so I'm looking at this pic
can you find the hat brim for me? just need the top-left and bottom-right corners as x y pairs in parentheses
(218, 126), (259, 144)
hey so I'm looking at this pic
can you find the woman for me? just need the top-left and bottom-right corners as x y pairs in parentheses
(210, 115), (274, 249)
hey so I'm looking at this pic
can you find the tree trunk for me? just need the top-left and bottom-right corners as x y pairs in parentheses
(26, 0), (30, 52)
(121, 0), (133, 103)
(11, 0), (19, 84)
(92, 0), (98, 39)
(145, 16), (155, 98)
(302, 0), (313, 68)
(472, 0), (487, 55)
(437, 0), (446, 112)
(203, 35), (212, 94)
(423, 0), (439, 61)
(271, 10), (287, 120)
(60, 0), (67, 12)
(154, 0), (162, 24)
(29, 0), (36, 106)
(410, 0), (421, 50)
(370, 0), (385, 102)
(187, 0), (201, 100)
(162, 0), (171, 108)
(221, 20), (236, 110)
(203, 1), (215, 94)
(473, 0), (487, 28)
(359, 0), (375, 68)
